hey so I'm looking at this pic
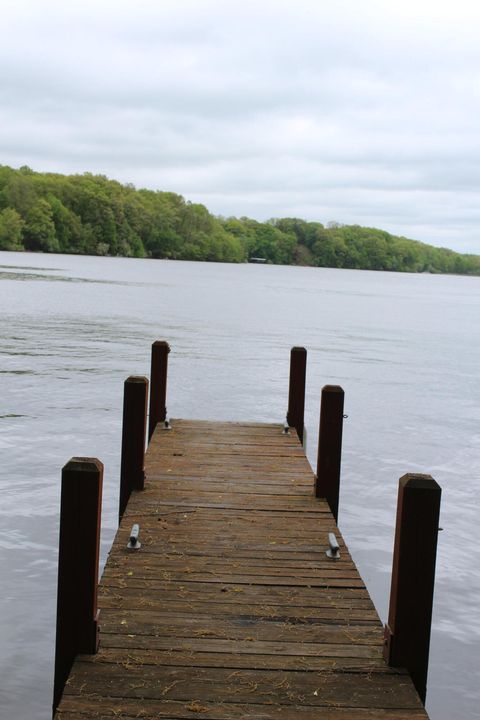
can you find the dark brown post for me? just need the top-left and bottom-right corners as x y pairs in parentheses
(119, 376), (148, 522)
(148, 340), (170, 441)
(383, 473), (441, 704)
(315, 385), (344, 523)
(286, 346), (307, 444)
(53, 458), (103, 714)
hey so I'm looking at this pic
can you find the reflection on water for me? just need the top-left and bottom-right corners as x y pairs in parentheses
(1, 250), (480, 719)
(0, 269), (142, 285)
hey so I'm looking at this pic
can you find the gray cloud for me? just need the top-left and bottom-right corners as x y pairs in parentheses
(1, 0), (480, 252)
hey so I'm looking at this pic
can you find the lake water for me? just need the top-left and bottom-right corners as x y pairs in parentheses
(1, 251), (479, 719)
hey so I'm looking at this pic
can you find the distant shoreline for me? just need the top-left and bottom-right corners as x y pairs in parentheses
(1, 165), (479, 276)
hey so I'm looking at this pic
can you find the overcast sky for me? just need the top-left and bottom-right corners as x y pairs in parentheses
(1, 0), (480, 252)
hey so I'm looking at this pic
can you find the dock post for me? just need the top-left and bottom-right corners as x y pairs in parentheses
(315, 385), (344, 523)
(286, 346), (307, 444)
(53, 458), (103, 714)
(383, 473), (441, 704)
(119, 376), (149, 522)
(148, 340), (170, 441)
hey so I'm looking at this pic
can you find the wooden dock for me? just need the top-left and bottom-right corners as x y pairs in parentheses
(54, 417), (430, 719)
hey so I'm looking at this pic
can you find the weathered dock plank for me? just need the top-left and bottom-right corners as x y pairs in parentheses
(54, 419), (429, 719)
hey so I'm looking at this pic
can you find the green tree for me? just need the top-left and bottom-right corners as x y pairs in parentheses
(244, 221), (296, 264)
(2, 172), (37, 216)
(23, 198), (59, 252)
(47, 195), (84, 253)
(0, 207), (24, 250)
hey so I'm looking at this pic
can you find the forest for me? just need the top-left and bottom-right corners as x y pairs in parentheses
(1, 164), (479, 275)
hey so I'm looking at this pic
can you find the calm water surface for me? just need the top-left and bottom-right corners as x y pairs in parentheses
(1, 251), (479, 719)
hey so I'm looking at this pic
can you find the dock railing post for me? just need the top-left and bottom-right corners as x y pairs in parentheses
(148, 340), (170, 442)
(286, 346), (307, 445)
(119, 375), (149, 522)
(315, 385), (344, 523)
(53, 458), (103, 715)
(383, 473), (441, 704)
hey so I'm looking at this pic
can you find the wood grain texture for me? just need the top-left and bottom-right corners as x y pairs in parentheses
(55, 419), (429, 719)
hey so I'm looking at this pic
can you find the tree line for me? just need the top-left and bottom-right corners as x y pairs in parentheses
(1, 164), (479, 275)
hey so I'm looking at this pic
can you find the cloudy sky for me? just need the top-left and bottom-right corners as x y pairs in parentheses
(1, 0), (480, 252)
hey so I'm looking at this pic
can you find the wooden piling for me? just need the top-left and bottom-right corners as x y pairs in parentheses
(315, 385), (344, 523)
(383, 473), (441, 704)
(286, 346), (307, 444)
(119, 376), (148, 522)
(53, 458), (103, 714)
(148, 340), (170, 441)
